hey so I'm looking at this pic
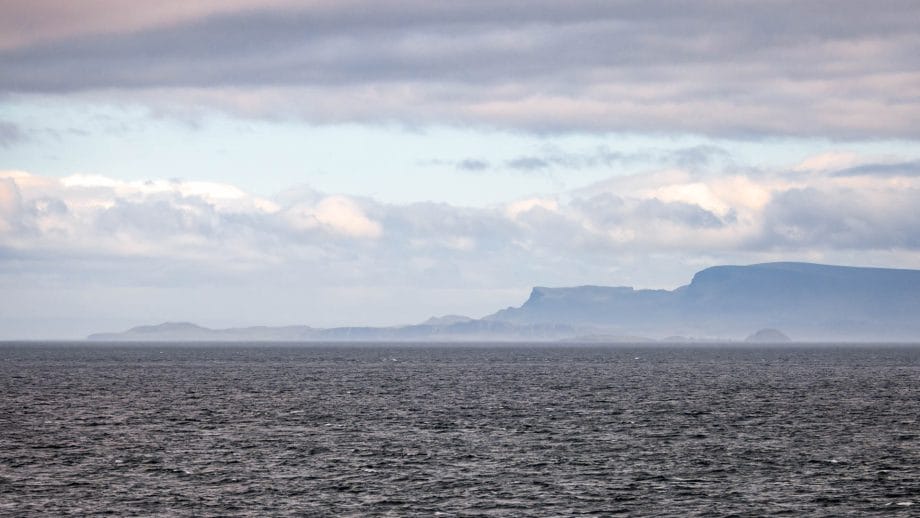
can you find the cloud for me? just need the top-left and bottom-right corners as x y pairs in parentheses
(456, 159), (489, 172)
(0, 0), (300, 51)
(794, 151), (863, 173)
(758, 185), (920, 249)
(669, 146), (731, 169)
(6, 154), (920, 272)
(0, 177), (23, 232)
(506, 157), (551, 172)
(294, 195), (383, 239)
(2, 1), (919, 138)
(832, 160), (920, 178)
(2, 149), (920, 291)
(451, 145), (732, 175)
(0, 120), (26, 148)
(506, 198), (559, 220)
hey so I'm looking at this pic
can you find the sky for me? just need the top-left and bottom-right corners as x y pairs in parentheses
(2, 0), (920, 338)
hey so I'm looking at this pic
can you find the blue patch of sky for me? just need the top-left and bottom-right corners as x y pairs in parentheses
(3, 97), (920, 206)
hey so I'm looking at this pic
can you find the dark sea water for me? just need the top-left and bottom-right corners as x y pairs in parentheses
(1, 343), (918, 516)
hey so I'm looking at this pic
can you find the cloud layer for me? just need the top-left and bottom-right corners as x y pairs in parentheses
(2, 1), (919, 137)
(3, 154), (920, 285)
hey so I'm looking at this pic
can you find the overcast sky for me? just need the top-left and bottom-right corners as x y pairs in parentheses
(2, 1), (920, 338)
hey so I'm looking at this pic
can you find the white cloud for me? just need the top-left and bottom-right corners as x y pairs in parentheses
(643, 182), (731, 217)
(505, 197), (558, 219)
(296, 195), (383, 239)
(6, 159), (920, 266)
(794, 151), (863, 173)
(61, 174), (119, 189)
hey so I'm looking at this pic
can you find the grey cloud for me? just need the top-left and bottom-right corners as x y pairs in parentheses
(833, 160), (920, 177)
(758, 187), (920, 249)
(0, 121), (26, 147)
(634, 199), (731, 229)
(456, 159), (489, 172)
(572, 193), (729, 230)
(2, 1), (919, 137)
(28, 197), (68, 218)
(503, 146), (731, 173)
(379, 201), (517, 253)
(505, 149), (628, 171)
(667, 146), (732, 169)
(97, 196), (222, 238)
(511, 204), (602, 253)
(445, 147), (701, 175)
(507, 157), (551, 171)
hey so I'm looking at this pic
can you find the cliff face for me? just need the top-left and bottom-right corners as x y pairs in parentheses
(487, 285), (675, 328)
(486, 262), (920, 340)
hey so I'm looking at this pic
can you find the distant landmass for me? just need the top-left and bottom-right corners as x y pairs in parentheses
(87, 320), (577, 342)
(88, 262), (920, 342)
(485, 262), (920, 341)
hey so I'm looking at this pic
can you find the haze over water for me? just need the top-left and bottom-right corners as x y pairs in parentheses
(2, 343), (918, 516)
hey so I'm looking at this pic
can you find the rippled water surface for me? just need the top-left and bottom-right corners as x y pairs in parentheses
(1, 343), (918, 516)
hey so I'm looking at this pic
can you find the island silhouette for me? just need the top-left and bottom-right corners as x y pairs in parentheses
(89, 262), (920, 342)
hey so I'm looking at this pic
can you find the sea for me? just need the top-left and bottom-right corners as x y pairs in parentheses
(1, 342), (918, 516)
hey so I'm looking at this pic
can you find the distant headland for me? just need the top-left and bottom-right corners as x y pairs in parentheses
(88, 262), (920, 342)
